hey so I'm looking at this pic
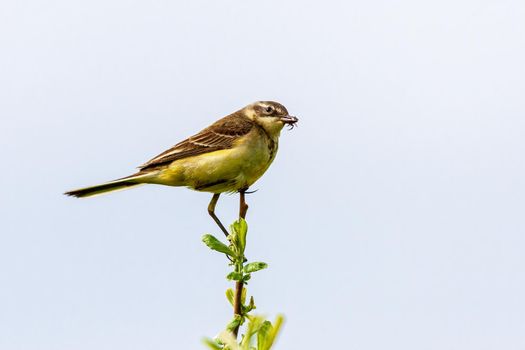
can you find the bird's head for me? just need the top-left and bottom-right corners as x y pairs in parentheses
(243, 101), (298, 137)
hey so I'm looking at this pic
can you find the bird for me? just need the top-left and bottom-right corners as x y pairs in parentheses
(65, 101), (298, 237)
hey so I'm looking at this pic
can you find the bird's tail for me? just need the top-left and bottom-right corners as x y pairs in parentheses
(64, 174), (147, 198)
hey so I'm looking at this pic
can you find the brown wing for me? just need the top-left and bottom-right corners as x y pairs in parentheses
(138, 113), (254, 171)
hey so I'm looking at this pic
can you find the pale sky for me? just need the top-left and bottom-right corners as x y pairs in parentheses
(1, 1), (524, 349)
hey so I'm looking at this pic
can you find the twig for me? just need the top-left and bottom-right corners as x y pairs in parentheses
(232, 190), (248, 338)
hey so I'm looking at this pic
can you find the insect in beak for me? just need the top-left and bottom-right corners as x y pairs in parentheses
(280, 115), (299, 129)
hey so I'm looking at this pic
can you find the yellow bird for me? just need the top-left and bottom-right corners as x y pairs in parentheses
(65, 101), (298, 236)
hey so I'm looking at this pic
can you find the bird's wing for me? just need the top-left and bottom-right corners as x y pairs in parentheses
(138, 114), (254, 171)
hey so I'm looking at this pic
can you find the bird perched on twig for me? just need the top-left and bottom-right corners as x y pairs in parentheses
(65, 101), (298, 236)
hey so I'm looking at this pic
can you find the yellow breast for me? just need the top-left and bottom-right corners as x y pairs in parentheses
(150, 127), (279, 193)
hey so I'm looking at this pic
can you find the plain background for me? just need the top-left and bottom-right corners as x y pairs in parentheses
(1, 0), (524, 349)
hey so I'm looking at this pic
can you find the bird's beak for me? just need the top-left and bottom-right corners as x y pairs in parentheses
(280, 115), (299, 126)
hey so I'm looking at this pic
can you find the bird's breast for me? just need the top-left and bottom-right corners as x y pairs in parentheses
(234, 127), (279, 181)
(156, 128), (279, 192)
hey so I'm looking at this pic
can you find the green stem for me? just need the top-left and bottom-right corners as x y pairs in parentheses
(232, 190), (249, 338)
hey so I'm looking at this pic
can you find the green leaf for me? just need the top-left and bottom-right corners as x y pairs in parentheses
(264, 315), (285, 350)
(202, 338), (223, 350)
(226, 272), (243, 281)
(242, 296), (256, 314)
(257, 321), (272, 350)
(226, 315), (243, 332)
(241, 287), (247, 305)
(225, 288), (234, 306)
(240, 316), (264, 349)
(230, 219), (248, 254)
(242, 274), (251, 283)
(202, 234), (236, 257)
(243, 262), (268, 273)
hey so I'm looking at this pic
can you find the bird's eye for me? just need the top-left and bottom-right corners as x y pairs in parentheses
(265, 106), (274, 114)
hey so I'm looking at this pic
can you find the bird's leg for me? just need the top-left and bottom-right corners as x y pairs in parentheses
(208, 193), (229, 238)
(239, 189), (249, 219)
